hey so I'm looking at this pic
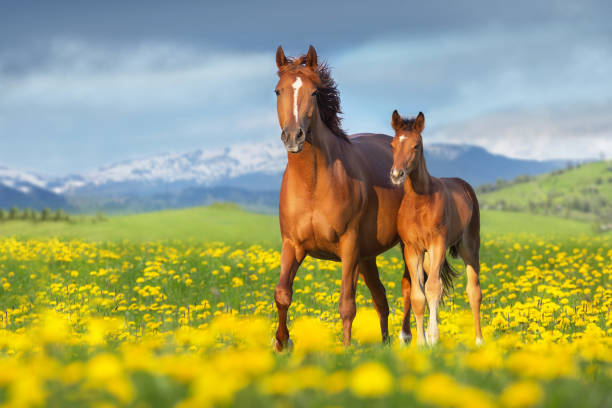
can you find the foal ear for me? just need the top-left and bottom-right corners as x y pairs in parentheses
(276, 45), (288, 69)
(391, 110), (402, 131)
(414, 112), (425, 133)
(305, 45), (318, 69)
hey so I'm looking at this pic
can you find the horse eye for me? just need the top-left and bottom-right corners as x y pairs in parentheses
(275, 90), (280, 96)
(312, 90), (318, 96)
(414, 144), (420, 150)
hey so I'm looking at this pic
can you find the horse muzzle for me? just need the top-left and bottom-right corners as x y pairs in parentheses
(390, 168), (406, 185)
(281, 127), (306, 154)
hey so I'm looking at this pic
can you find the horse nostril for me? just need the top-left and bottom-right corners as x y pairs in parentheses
(297, 128), (304, 138)
(391, 169), (404, 179)
(281, 131), (288, 142)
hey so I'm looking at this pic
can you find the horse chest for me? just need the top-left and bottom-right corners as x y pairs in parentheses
(398, 200), (441, 249)
(291, 208), (343, 250)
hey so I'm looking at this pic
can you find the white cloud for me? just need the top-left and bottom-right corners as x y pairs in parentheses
(0, 40), (280, 174)
(428, 103), (612, 160)
(0, 27), (611, 174)
(0, 40), (274, 111)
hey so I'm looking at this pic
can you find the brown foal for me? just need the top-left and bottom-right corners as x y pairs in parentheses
(389, 110), (483, 346)
(273, 45), (406, 351)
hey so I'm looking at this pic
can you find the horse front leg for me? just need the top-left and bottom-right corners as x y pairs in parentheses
(274, 240), (304, 352)
(399, 242), (412, 345)
(338, 235), (360, 346)
(424, 238), (446, 346)
(358, 258), (390, 343)
(403, 245), (426, 346)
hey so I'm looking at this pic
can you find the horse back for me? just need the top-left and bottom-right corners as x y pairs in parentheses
(440, 177), (480, 240)
(348, 133), (397, 189)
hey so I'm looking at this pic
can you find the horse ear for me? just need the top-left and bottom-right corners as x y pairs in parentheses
(414, 112), (425, 133)
(306, 45), (317, 69)
(391, 110), (402, 131)
(276, 45), (287, 69)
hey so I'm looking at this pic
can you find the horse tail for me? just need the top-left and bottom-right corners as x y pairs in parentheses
(440, 253), (460, 297)
(462, 180), (481, 237)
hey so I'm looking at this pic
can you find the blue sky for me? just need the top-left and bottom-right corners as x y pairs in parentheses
(1, 0), (611, 175)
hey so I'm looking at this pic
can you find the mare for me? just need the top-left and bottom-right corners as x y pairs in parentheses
(273, 45), (407, 351)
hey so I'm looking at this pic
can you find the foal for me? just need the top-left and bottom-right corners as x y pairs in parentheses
(389, 110), (483, 346)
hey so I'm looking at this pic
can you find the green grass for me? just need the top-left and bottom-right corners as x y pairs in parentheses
(0, 204), (280, 244)
(0, 204), (602, 244)
(480, 210), (595, 235)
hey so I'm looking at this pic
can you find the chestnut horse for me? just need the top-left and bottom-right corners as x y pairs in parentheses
(273, 45), (406, 351)
(389, 110), (483, 346)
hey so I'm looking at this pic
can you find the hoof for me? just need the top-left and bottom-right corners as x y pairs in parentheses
(425, 329), (439, 346)
(398, 330), (412, 346)
(475, 337), (484, 347)
(272, 337), (293, 353)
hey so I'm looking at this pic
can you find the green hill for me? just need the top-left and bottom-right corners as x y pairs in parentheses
(478, 160), (612, 229)
(0, 203), (600, 244)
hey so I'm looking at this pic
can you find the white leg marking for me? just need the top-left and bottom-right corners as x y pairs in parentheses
(426, 248), (440, 346)
(292, 76), (303, 122)
(399, 330), (412, 345)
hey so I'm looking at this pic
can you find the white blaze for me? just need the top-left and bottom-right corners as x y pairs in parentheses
(399, 135), (407, 142)
(292, 76), (303, 122)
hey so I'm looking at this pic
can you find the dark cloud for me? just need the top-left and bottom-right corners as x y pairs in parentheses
(2, 1), (611, 54)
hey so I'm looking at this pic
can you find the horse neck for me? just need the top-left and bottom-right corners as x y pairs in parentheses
(405, 150), (433, 196)
(286, 110), (344, 187)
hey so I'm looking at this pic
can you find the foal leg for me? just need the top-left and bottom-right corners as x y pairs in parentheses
(359, 258), (390, 343)
(274, 240), (305, 352)
(403, 245), (426, 346)
(424, 239), (446, 346)
(459, 241), (483, 345)
(339, 235), (360, 346)
(399, 242), (412, 345)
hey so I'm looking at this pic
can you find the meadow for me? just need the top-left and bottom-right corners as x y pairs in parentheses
(0, 206), (610, 407)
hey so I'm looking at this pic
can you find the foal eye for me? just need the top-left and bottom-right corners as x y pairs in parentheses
(275, 90), (280, 96)
(312, 90), (318, 96)
(414, 144), (420, 150)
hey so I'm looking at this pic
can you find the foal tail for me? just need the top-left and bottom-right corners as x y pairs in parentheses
(441, 250), (460, 297)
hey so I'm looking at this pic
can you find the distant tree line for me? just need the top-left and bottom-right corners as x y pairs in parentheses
(476, 162), (585, 195)
(0, 206), (107, 224)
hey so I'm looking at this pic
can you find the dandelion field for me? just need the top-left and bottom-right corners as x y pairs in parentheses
(0, 232), (610, 407)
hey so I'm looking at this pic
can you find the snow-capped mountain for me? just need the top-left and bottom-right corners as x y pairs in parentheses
(49, 142), (287, 194)
(0, 142), (566, 213)
(0, 166), (48, 193)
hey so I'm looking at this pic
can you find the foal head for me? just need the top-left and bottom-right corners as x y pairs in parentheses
(275, 45), (347, 153)
(389, 110), (425, 185)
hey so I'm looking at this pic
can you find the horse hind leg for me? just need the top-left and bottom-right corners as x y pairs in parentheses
(399, 242), (412, 345)
(359, 258), (390, 343)
(458, 238), (483, 346)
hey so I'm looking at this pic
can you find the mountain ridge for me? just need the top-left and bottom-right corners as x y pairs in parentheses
(0, 142), (569, 212)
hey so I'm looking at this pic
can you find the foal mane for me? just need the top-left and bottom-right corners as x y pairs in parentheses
(278, 57), (350, 142)
(396, 116), (418, 131)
